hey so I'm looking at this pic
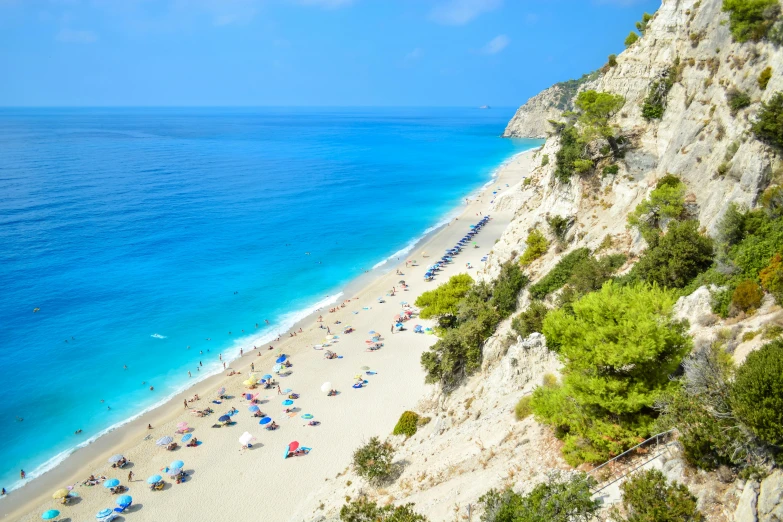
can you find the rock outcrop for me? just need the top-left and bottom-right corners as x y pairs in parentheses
(502, 85), (567, 139)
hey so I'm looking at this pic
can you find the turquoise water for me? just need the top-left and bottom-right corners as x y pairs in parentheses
(0, 107), (540, 492)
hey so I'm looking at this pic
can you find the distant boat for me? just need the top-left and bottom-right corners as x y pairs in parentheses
(478, 105), (491, 109)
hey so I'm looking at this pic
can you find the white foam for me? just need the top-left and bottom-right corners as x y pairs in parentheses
(151, 333), (167, 339)
(5, 291), (345, 493)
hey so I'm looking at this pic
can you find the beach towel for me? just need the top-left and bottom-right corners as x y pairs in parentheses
(212, 400), (221, 404)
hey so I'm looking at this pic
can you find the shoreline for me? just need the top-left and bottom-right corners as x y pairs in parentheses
(4, 146), (539, 522)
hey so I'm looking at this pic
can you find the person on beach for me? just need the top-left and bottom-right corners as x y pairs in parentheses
(223, 362), (226, 370)
(1, 488), (6, 496)
(240, 348), (243, 356)
(148, 424), (153, 429)
(250, 362), (254, 371)
(188, 371), (191, 378)
(184, 400), (188, 409)
(20, 470), (25, 479)
(128, 471), (134, 482)
(277, 385), (282, 395)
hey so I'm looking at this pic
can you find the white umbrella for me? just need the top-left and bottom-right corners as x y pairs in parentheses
(156, 436), (173, 446)
(239, 432), (255, 446)
(320, 382), (332, 394)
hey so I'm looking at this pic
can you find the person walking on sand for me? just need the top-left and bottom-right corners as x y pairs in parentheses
(277, 385), (282, 395)
(128, 471), (134, 482)
(184, 400), (188, 409)
(223, 362), (226, 370)
(251, 362), (255, 371)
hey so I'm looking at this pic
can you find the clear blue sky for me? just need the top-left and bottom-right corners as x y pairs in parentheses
(0, 0), (660, 106)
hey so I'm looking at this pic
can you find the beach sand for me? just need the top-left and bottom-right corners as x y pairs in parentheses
(5, 149), (537, 522)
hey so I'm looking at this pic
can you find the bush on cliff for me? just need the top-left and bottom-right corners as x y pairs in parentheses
(415, 274), (473, 323)
(731, 339), (783, 445)
(352, 437), (395, 485)
(392, 411), (420, 438)
(627, 174), (687, 240)
(617, 469), (704, 522)
(511, 301), (549, 339)
(723, 0), (781, 42)
(340, 498), (427, 522)
(478, 472), (599, 522)
(533, 282), (690, 465)
(753, 92), (783, 151)
(519, 228), (549, 266)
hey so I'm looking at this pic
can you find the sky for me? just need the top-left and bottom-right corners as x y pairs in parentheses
(0, 0), (661, 107)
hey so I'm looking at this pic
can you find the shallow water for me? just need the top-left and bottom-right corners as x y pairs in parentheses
(0, 106), (541, 491)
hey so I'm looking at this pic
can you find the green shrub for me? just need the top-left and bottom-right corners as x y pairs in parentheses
(752, 91), (783, 151)
(478, 472), (599, 522)
(519, 229), (549, 266)
(722, 0), (781, 42)
(574, 90), (625, 143)
(393, 411), (420, 437)
(490, 261), (529, 318)
(642, 65), (677, 121)
(534, 282), (690, 465)
(352, 437), (395, 485)
(608, 54), (618, 67)
(627, 175), (686, 240)
(761, 185), (783, 217)
(415, 274), (473, 321)
(541, 154), (549, 166)
(636, 12), (654, 34)
(515, 396), (533, 420)
(759, 66), (773, 90)
(617, 469), (704, 522)
(567, 253), (627, 296)
(511, 301), (549, 338)
(340, 498), (428, 522)
(625, 31), (639, 46)
(603, 164), (620, 176)
(764, 324), (783, 339)
(573, 158), (593, 174)
(717, 161), (731, 176)
(554, 126), (582, 183)
(731, 339), (783, 445)
(633, 220), (714, 289)
(760, 252), (783, 303)
(727, 87), (752, 114)
(529, 248), (591, 299)
(547, 215), (571, 242)
(732, 279), (764, 312)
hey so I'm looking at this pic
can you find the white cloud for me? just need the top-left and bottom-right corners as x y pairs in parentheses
(430, 0), (501, 26)
(56, 28), (98, 43)
(480, 34), (509, 55)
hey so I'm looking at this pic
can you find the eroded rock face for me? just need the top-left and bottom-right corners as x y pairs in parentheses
(759, 471), (783, 522)
(735, 481), (759, 522)
(502, 85), (567, 139)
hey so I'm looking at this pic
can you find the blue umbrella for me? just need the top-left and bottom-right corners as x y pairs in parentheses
(97, 508), (113, 518)
(245, 393), (252, 400)
(42, 510), (60, 520)
(147, 475), (162, 484)
(276, 355), (287, 363)
(259, 416), (272, 425)
(219, 415), (230, 422)
(103, 479), (120, 488)
(248, 405), (260, 412)
(262, 374), (272, 380)
(116, 495), (132, 506)
(170, 460), (184, 470)
(282, 399), (294, 406)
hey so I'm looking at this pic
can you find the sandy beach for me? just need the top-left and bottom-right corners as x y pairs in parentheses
(4, 149), (537, 522)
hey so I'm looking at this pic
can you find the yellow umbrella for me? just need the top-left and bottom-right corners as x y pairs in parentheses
(52, 489), (70, 499)
(243, 379), (256, 386)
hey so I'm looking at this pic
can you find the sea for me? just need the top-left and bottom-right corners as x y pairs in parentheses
(0, 107), (541, 493)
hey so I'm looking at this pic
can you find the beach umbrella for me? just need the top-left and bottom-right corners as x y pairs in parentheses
(360, 366), (370, 371)
(218, 415), (231, 422)
(103, 479), (120, 488)
(302, 413), (314, 420)
(321, 382), (332, 394)
(97, 508), (113, 518)
(167, 467), (182, 477)
(259, 416), (272, 425)
(262, 374), (272, 380)
(217, 387), (225, 396)
(273, 364), (284, 373)
(248, 405), (260, 412)
(107, 454), (124, 464)
(238, 432), (254, 446)
(52, 489), (70, 499)
(177, 421), (188, 429)
(41, 510), (60, 520)
(276, 355), (287, 363)
(245, 393), (253, 400)
(368, 330), (376, 334)
(288, 441), (300, 452)
(243, 379), (256, 386)
(170, 460), (184, 470)
(147, 475), (162, 484)
(116, 495), (132, 506)
(282, 399), (294, 406)
(156, 436), (173, 446)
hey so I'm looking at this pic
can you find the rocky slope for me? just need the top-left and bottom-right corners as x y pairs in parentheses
(300, 1), (783, 520)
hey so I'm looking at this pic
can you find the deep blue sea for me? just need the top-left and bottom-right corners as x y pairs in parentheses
(0, 107), (540, 491)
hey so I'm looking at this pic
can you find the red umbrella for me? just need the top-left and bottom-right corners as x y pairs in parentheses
(289, 441), (299, 452)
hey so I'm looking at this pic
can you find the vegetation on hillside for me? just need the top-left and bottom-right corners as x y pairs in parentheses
(418, 262), (527, 390)
(615, 469), (704, 522)
(519, 229), (549, 266)
(722, 0), (781, 42)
